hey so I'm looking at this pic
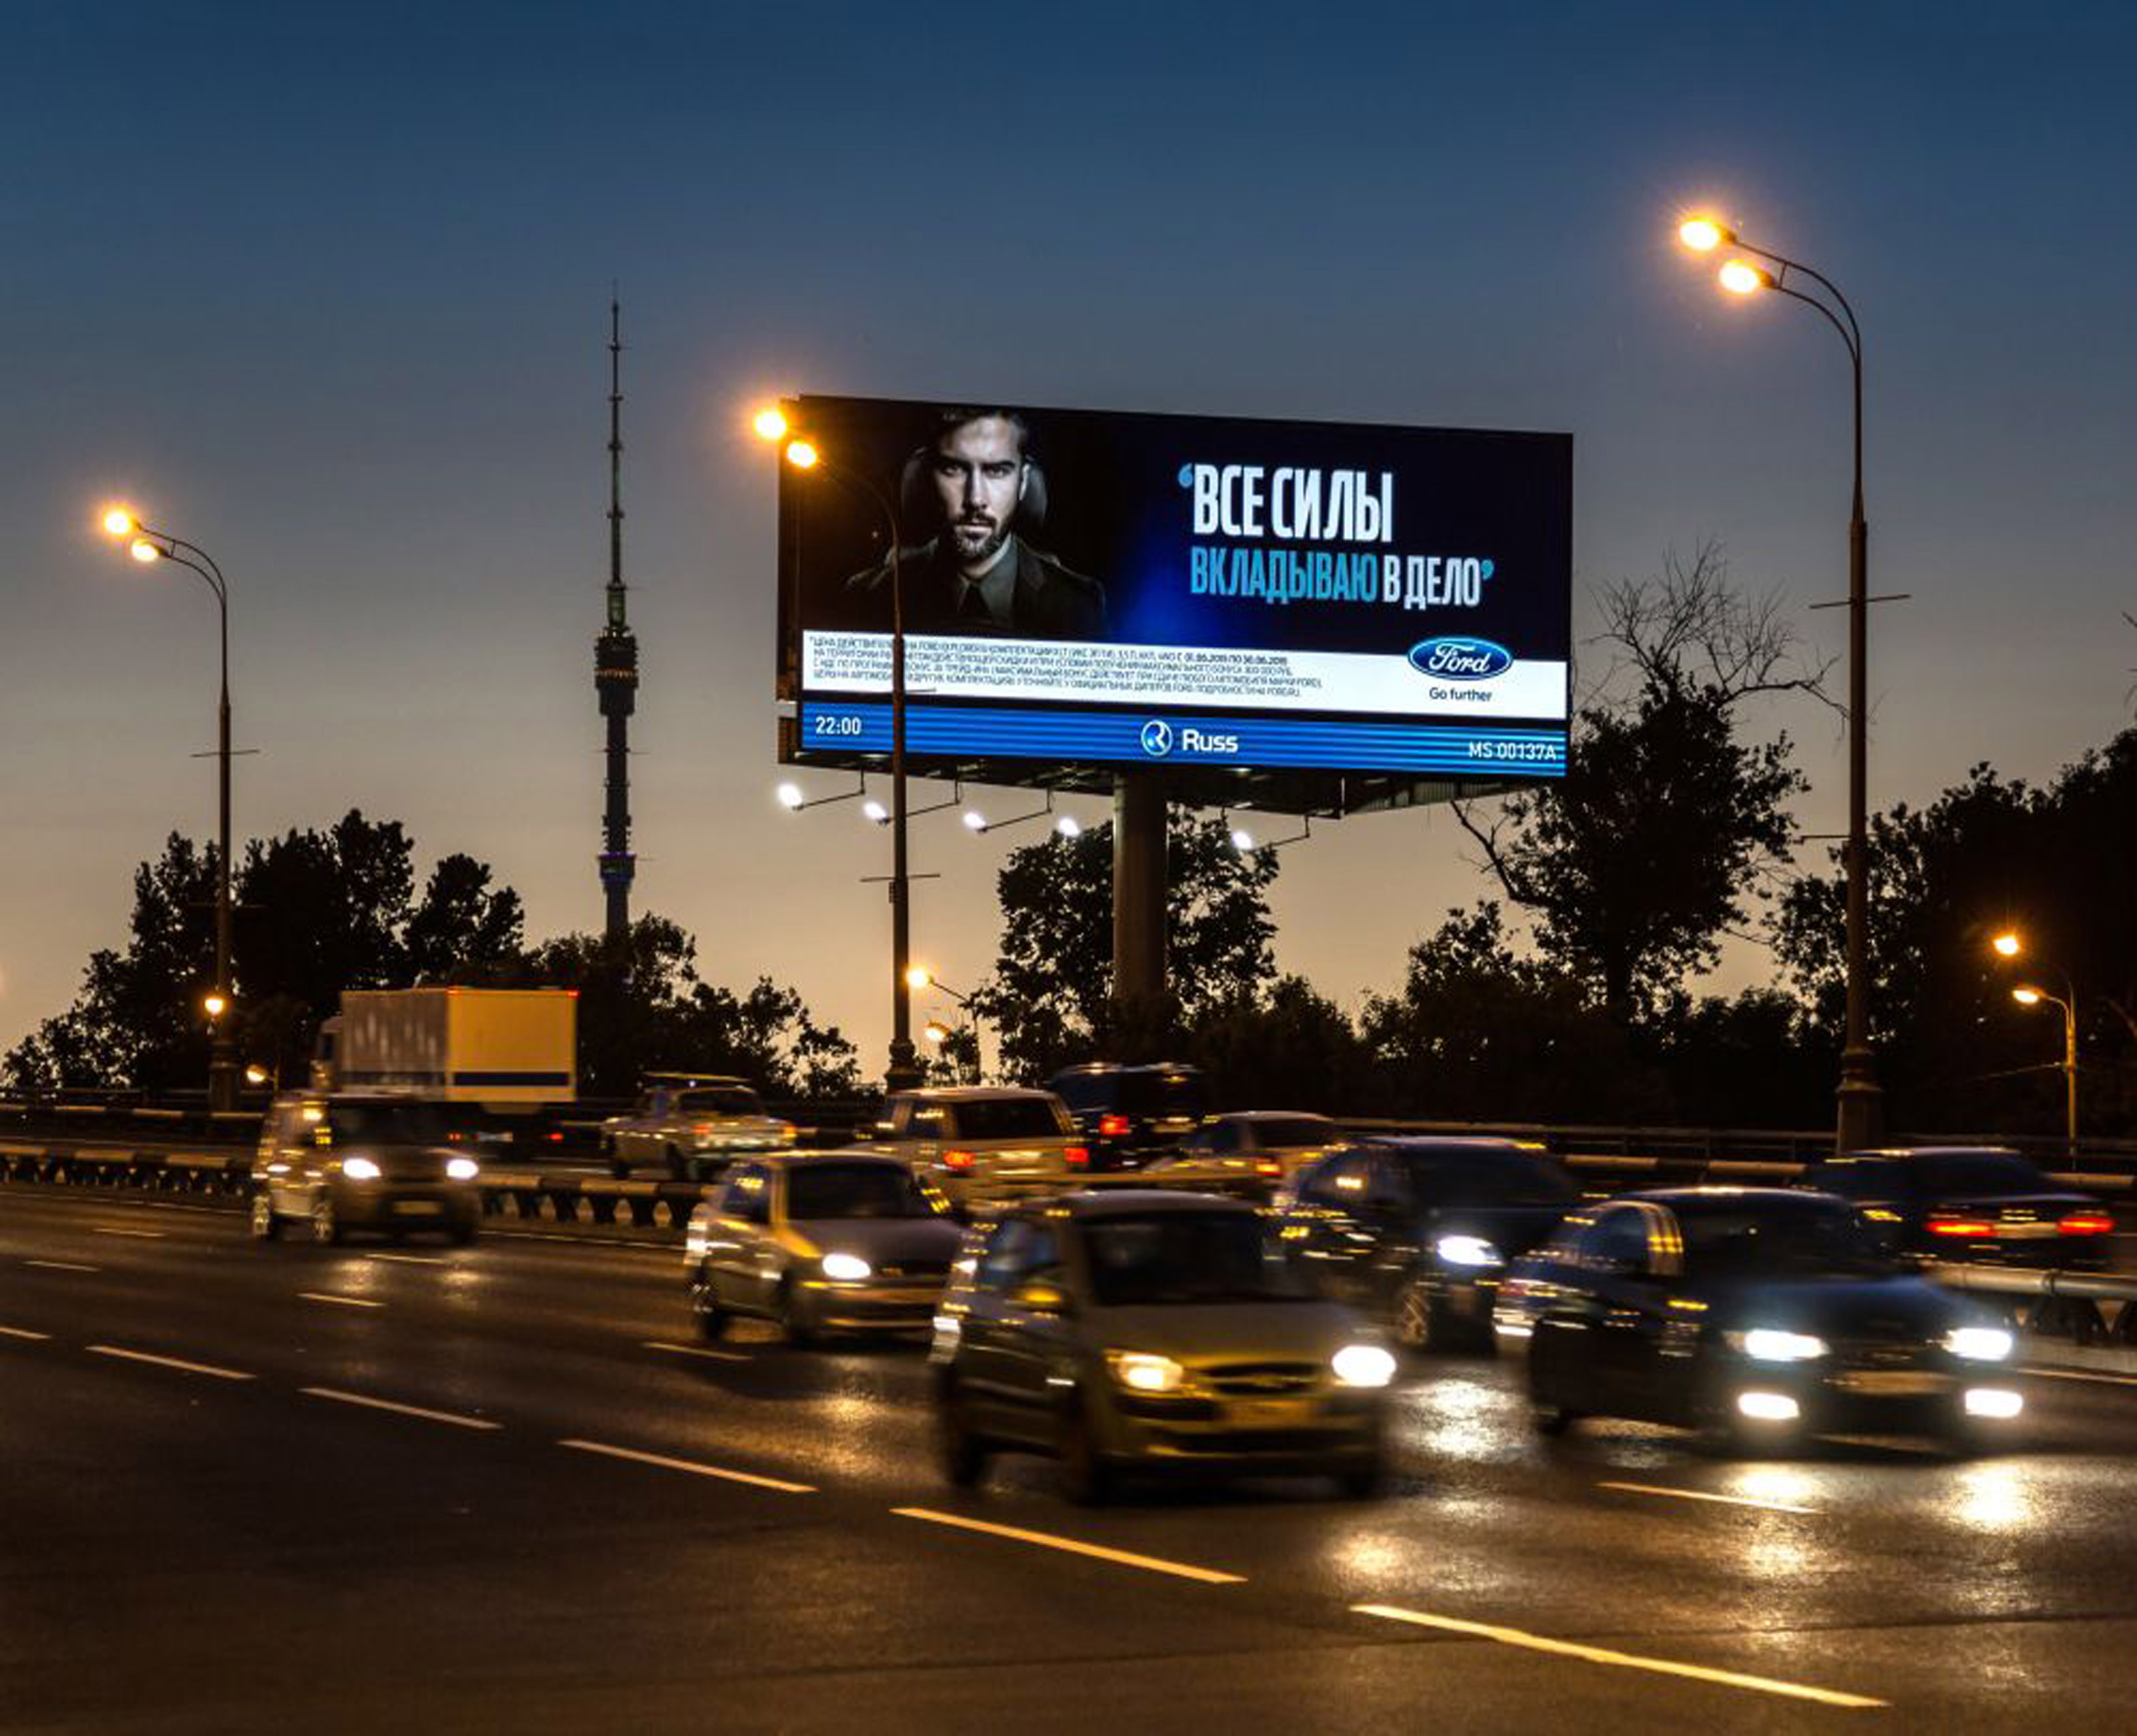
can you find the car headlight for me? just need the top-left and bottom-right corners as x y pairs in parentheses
(1435, 1234), (1502, 1267)
(341, 1156), (382, 1181)
(446, 1156), (479, 1182)
(1945, 1326), (2013, 1362)
(820, 1253), (872, 1283)
(1107, 1351), (1187, 1393)
(1726, 1328), (1829, 1363)
(1332, 1343), (1398, 1388)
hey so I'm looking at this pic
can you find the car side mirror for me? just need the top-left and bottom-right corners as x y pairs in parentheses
(1012, 1279), (1074, 1316)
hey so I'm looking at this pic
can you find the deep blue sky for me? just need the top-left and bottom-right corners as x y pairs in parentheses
(6, 1), (2134, 1064)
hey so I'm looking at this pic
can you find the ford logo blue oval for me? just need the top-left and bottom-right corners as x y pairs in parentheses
(1408, 637), (1513, 681)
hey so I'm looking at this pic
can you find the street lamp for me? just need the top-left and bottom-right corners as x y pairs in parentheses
(1673, 213), (1883, 1154)
(102, 504), (240, 1112)
(907, 965), (985, 1083)
(2011, 986), (2078, 1150)
(756, 409), (923, 1091)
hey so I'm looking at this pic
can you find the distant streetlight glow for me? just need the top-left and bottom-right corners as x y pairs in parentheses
(775, 782), (804, 810)
(1992, 932), (2021, 957)
(1718, 258), (1770, 295)
(962, 809), (987, 831)
(1230, 827), (1255, 852)
(130, 537), (162, 564)
(1055, 814), (1081, 839)
(861, 798), (889, 824)
(753, 407), (789, 442)
(906, 965), (933, 990)
(2012, 986), (2044, 1006)
(102, 505), (139, 537)
(203, 992), (228, 1020)
(922, 1022), (950, 1046)
(784, 439), (819, 470)
(1678, 217), (1730, 253)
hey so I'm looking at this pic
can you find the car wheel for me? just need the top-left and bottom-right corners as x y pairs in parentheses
(310, 1194), (344, 1247)
(665, 1145), (688, 1182)
(248, 1190), (280, 1241)
(1056, 1399), (1115, 1506)
(1529, 1396), (1577, 1437)
(939, 1381), (989, 1488)
(1392, 1277), (1442, 1351)
(689, 1262), (729, 1341)
(781, 1279), (821, 1347)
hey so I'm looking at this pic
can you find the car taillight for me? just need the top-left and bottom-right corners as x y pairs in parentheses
(2058, 1211), (2114, 1235)
(1064, 1146), (1089, 1167)
(1255, 1158), (1282, 1178)
(547, 1130), (564, 1143)
(1928, 1214), (1997, 1237)
(943, 1149), (976, 1172)
(1098, 1114), (1131, 1138)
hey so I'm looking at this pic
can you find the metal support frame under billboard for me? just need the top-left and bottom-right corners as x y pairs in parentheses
(1112, 771), (1169, 1016)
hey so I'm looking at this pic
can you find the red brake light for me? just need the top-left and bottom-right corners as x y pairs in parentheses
(942, 1148), (976, 1172)
(1064, 1145), (1089, 1167)
(1928, 1214), (1997, 1237)
(1098, 1114), (1131, 1138)
(2058, 1211), (2113, 1235)
(547, 1130), (564, 1143)
(1255, 1158), (1282, 1178)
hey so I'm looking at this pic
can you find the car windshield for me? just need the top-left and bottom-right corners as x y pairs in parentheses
(1247, 1117), (1337, 1148)
(678, 1088), (765, 1117)
(1081, 1212), (1312, 1306)
(1117, 1073), (1205, 1116)
(950, 1098), (1070, 1139)
(327, 1102), (452, 1146)
(1404, 1149), (1579, 1207)
(1679, 1201), (1902, 1277)
(1908, 1153), (2051, 1197)
(784, 1163), (939, 1220)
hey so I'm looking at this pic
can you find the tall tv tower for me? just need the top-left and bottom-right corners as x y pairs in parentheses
(594, 298), (639, 940)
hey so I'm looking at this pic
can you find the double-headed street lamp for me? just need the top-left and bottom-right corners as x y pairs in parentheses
(1992, 931), (2080, 1150)
(1676, 214), (1884, 1154)
(101, 505), (240, 1112)
(756, 409), (924, 1091)
(908, 965), (984, 1083)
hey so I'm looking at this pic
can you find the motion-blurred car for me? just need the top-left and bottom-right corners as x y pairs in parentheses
(1146, 1112), (1348, 1198)
(1273, 1138), (1581, 1349)
(684, 1152), (966, 1343)
(602, 1072), (796, 1181)
(250, 1091), (482, 1245)
(1497, 1187), (2025, 1452)
(869, 1086), (1087, 1212)
(1046, 1062), (1207, 1170)
(930, 1191), (1394, 1502)
(1800, 1146), (2114, 1271)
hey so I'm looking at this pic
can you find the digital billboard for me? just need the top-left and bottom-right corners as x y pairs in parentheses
(775, 396), (1570, 802)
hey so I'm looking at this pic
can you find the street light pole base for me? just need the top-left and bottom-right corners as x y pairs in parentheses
(1834, 1052), (1883, 1155)
(885, 1040), (924, 1095)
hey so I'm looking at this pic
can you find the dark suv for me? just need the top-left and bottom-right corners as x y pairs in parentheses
(1046, 1063), (1207, 1170)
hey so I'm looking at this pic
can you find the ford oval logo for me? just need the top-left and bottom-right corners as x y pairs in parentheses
(1408, 637), (1513, 681)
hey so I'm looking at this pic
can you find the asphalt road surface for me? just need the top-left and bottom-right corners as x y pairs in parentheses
(4, 1188), (2134, 1734)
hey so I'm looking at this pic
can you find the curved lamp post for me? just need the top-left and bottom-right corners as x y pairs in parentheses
(1675, 215), (1882, 1153)
(102, 505), (239, 1112)
(907, 965), (984, 1083)
(1993, 931), (2080, 1150)
(756, 412), (923, 1091)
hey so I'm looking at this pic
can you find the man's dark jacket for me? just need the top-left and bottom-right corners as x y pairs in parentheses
(842, 537), (1108, 640)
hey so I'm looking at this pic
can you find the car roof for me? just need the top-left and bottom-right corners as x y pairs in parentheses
(1211, 1110), (1335, 1122)
(1356, 1135), (1544, 1155)
(752, 1148), (910, 1170)
(1836, 1146), (2023, 1161)
(892, 1086), (1060, 1102)
(646, 1072), (749, 1086)
(1036, 1188), (1256, 1219)
(1048, 1062), (1201, 1077)
(1617, 1185), (1837, 1210)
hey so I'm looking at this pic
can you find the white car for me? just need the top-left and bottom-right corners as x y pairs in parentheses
(870, 1087), (1088, 1212)
(602, 1074), (795, 1181)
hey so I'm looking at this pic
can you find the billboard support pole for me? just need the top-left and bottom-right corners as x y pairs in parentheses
(1112, 771), (1167, 1033)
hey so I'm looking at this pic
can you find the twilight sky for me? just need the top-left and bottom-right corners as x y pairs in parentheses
(5, 1), (2134, 1070)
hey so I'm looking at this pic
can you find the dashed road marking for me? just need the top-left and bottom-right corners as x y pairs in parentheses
(91, 1227), (166, 1240)
(0, 1325), (53, 1341)
(1352, 1602), (1886, 1708)
(559, 1438), (813, 1492)
(26, 1259), (100, 1273)
(2020, 1364), (2137, 1389)
(892, 1507), (1245, 1585)
(87, 1345), (254, 1381)
(299, 1292), (383, 1310)
(300, 1387), (500, 1430)
(365, 1253), (446, 1267)
(1597, 1480), (1816, 1516)
(642, 1339), (749, 1363)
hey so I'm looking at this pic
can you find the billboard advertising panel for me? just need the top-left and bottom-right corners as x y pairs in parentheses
(777, 396), (1570, 785)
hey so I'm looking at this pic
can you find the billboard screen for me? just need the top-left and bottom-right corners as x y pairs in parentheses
(776, 396), (1570, 786)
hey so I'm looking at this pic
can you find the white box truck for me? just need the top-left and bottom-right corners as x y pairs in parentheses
(315, 988), (577, 1106)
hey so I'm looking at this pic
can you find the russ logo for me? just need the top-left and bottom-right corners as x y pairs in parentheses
(1408, 637), (1513, 681)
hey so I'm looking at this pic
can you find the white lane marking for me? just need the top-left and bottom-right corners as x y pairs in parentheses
(642, 1339), (749, 1363)
(299, 1292), (383, 1310)
(892, 1506), (1245, 1585)
(0, 1325), (53, 1341)
(26, 1259), (100, 1273)
(1352, 1604), (1885, 1708)
(1597, 1480), (1816, 1516)
(299, 1387), (501, 1430)
(2019, 1364), (2137, 1389)
(91, 1227), (166, 1240)
(365, 1253), (446, 1267)
(87, 1345), (254, 1381)
(559, 1438), (814, 1493)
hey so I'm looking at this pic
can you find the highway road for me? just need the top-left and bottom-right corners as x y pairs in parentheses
(4, 1186), (2135, 1733)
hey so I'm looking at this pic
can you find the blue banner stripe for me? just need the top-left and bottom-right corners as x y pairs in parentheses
(799, 702), (1566, 777)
